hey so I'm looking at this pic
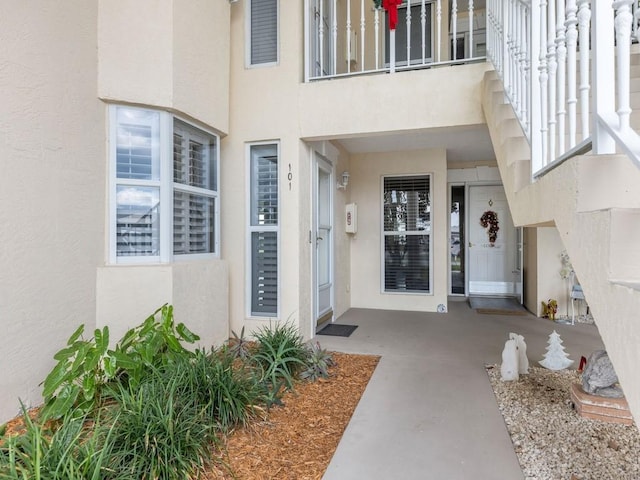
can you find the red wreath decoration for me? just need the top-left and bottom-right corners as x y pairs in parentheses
(480, 210), (499, 244)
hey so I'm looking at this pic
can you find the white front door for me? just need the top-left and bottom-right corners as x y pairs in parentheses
(313, 155), (334, 329)
(468, 185), (520, 296)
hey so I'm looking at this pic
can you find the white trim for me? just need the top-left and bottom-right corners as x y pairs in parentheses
(245, 141), (281, 320)
(107, 105), (220, 265)
(311, 152), (335, 333)
(246, 0), (280, 68)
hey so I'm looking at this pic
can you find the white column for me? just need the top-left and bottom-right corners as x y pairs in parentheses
(565, 0), (578, 149)
(406, 0), (412, 65)
(539, 0), (550, 167)
(614, 0), (634, 130)
(361, 0), (366, 71)
(437, 0), (442, 62)
(547, 0), (558, 160)
(332, 0), (338, 74)
(469, 0), (475, 58)
(421, 0), (427, 63)
(452, 0), (458, 60)
(592, 0), (616, 153)
(530, 0), (543, 173)
(347, 0), (352, 73)
(556, 0), (567, 155)
(375, 8), (380, 69)
(577, 0), (591, 140)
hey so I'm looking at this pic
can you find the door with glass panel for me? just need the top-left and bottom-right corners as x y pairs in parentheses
(313, 156), (334, 330)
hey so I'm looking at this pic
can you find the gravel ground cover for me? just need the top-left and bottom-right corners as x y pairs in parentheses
(487, 365), (640, 480)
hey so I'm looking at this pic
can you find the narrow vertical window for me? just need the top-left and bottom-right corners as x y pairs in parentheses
(173, 120), (218, 256)
(249, 144), (279, 316)
(383, 175), (431, 293)
(249, 0), (278, 66)
(114, 107), (161, 259)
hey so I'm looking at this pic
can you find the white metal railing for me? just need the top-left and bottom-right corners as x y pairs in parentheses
(304, 0), (486, 81)
(487, 0), (640, 176)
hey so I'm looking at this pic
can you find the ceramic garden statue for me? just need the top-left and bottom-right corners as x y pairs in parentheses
(501, 338), (519, 381)
(509, 332), (529, 374)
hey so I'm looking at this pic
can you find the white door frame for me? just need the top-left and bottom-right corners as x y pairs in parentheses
(312, 152), (335, 333)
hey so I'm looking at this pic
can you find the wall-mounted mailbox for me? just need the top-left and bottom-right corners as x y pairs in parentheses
(345, 203), (357, 234)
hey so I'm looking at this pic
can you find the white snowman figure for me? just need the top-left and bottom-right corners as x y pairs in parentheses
(500, 339), (519, 381)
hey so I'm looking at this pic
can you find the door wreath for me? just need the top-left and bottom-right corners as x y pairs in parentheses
(480, 210), (499, 245)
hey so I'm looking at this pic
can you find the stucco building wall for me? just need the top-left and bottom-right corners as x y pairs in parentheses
(0, 1), (105, 419)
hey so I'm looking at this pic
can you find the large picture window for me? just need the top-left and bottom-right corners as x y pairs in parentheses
(110, 106), (219, 263)
(383, 175), (431, 293)
(248, 143), (279, 317)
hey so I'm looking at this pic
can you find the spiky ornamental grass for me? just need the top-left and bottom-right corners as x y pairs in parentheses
(252, 322), (308, 391)
(0, 404), (113, 480)
(101, 368), (215, 480)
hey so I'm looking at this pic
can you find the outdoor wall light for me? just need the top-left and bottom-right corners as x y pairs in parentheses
(337, 171), (350, 190)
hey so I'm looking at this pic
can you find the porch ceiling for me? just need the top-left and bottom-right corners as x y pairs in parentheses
(335, 125), (496, 163)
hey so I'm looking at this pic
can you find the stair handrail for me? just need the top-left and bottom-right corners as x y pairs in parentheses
(487, 0), (640, 178)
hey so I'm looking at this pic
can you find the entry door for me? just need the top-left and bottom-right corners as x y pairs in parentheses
(313, 156), (334, 329)
(468, 185), (520, 295)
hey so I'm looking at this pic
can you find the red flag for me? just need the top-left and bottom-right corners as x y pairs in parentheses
(383, 0), (402, 30)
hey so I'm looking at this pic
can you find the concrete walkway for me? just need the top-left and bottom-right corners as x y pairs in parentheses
(319, 301), (605, 480)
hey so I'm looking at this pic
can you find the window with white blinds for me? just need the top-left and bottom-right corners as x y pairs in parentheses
(383, 175), (431, 293)
(249, 144), (279, 317)
(249, 0), (278, 66)
(110, 105), (219, 263)
(173, 121), (217, 255)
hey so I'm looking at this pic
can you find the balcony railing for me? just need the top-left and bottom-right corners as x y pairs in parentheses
(487, 0), (640, 177)
(304, 0), (487, 81)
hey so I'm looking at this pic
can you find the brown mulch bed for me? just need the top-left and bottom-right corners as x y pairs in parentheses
(1, 352), (379, 479)
(205, 352), (380, 480)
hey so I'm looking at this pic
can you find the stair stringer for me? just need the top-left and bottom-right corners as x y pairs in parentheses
(482, 70), (640, 426)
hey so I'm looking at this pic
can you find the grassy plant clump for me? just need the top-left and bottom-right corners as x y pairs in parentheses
(252, 322), (308, 391)
(102, 368), (215, 480)
(0, 404), (111, 479)
(300, 342), (335, 382)
(162, 349), (262, 431)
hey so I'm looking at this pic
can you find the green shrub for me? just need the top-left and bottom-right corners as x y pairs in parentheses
(161, 349), (261, 431)
(102, 369), (214, 480)
(300, 342), (335, 382)
(0, 404), (112, 480)
(41, 305), (199, 421)
(252, 322), (308, 391)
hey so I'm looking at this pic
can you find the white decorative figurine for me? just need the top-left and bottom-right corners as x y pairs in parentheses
(509, 332), (529, 374)
(501, 339), (519, 381)
(539, 330), (574, 370)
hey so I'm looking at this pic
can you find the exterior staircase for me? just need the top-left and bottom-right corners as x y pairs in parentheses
(482, 67), (640, 425)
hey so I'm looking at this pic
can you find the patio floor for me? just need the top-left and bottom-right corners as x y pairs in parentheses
(318, 300), (605, 480)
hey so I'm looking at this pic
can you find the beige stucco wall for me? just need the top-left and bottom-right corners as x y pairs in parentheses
(350, 148), (448, 311)
(0, 1), (105, 420)
(98, 0), (230, 132)
(96, 261), (229, 348)
(225, 1), (486, 336)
